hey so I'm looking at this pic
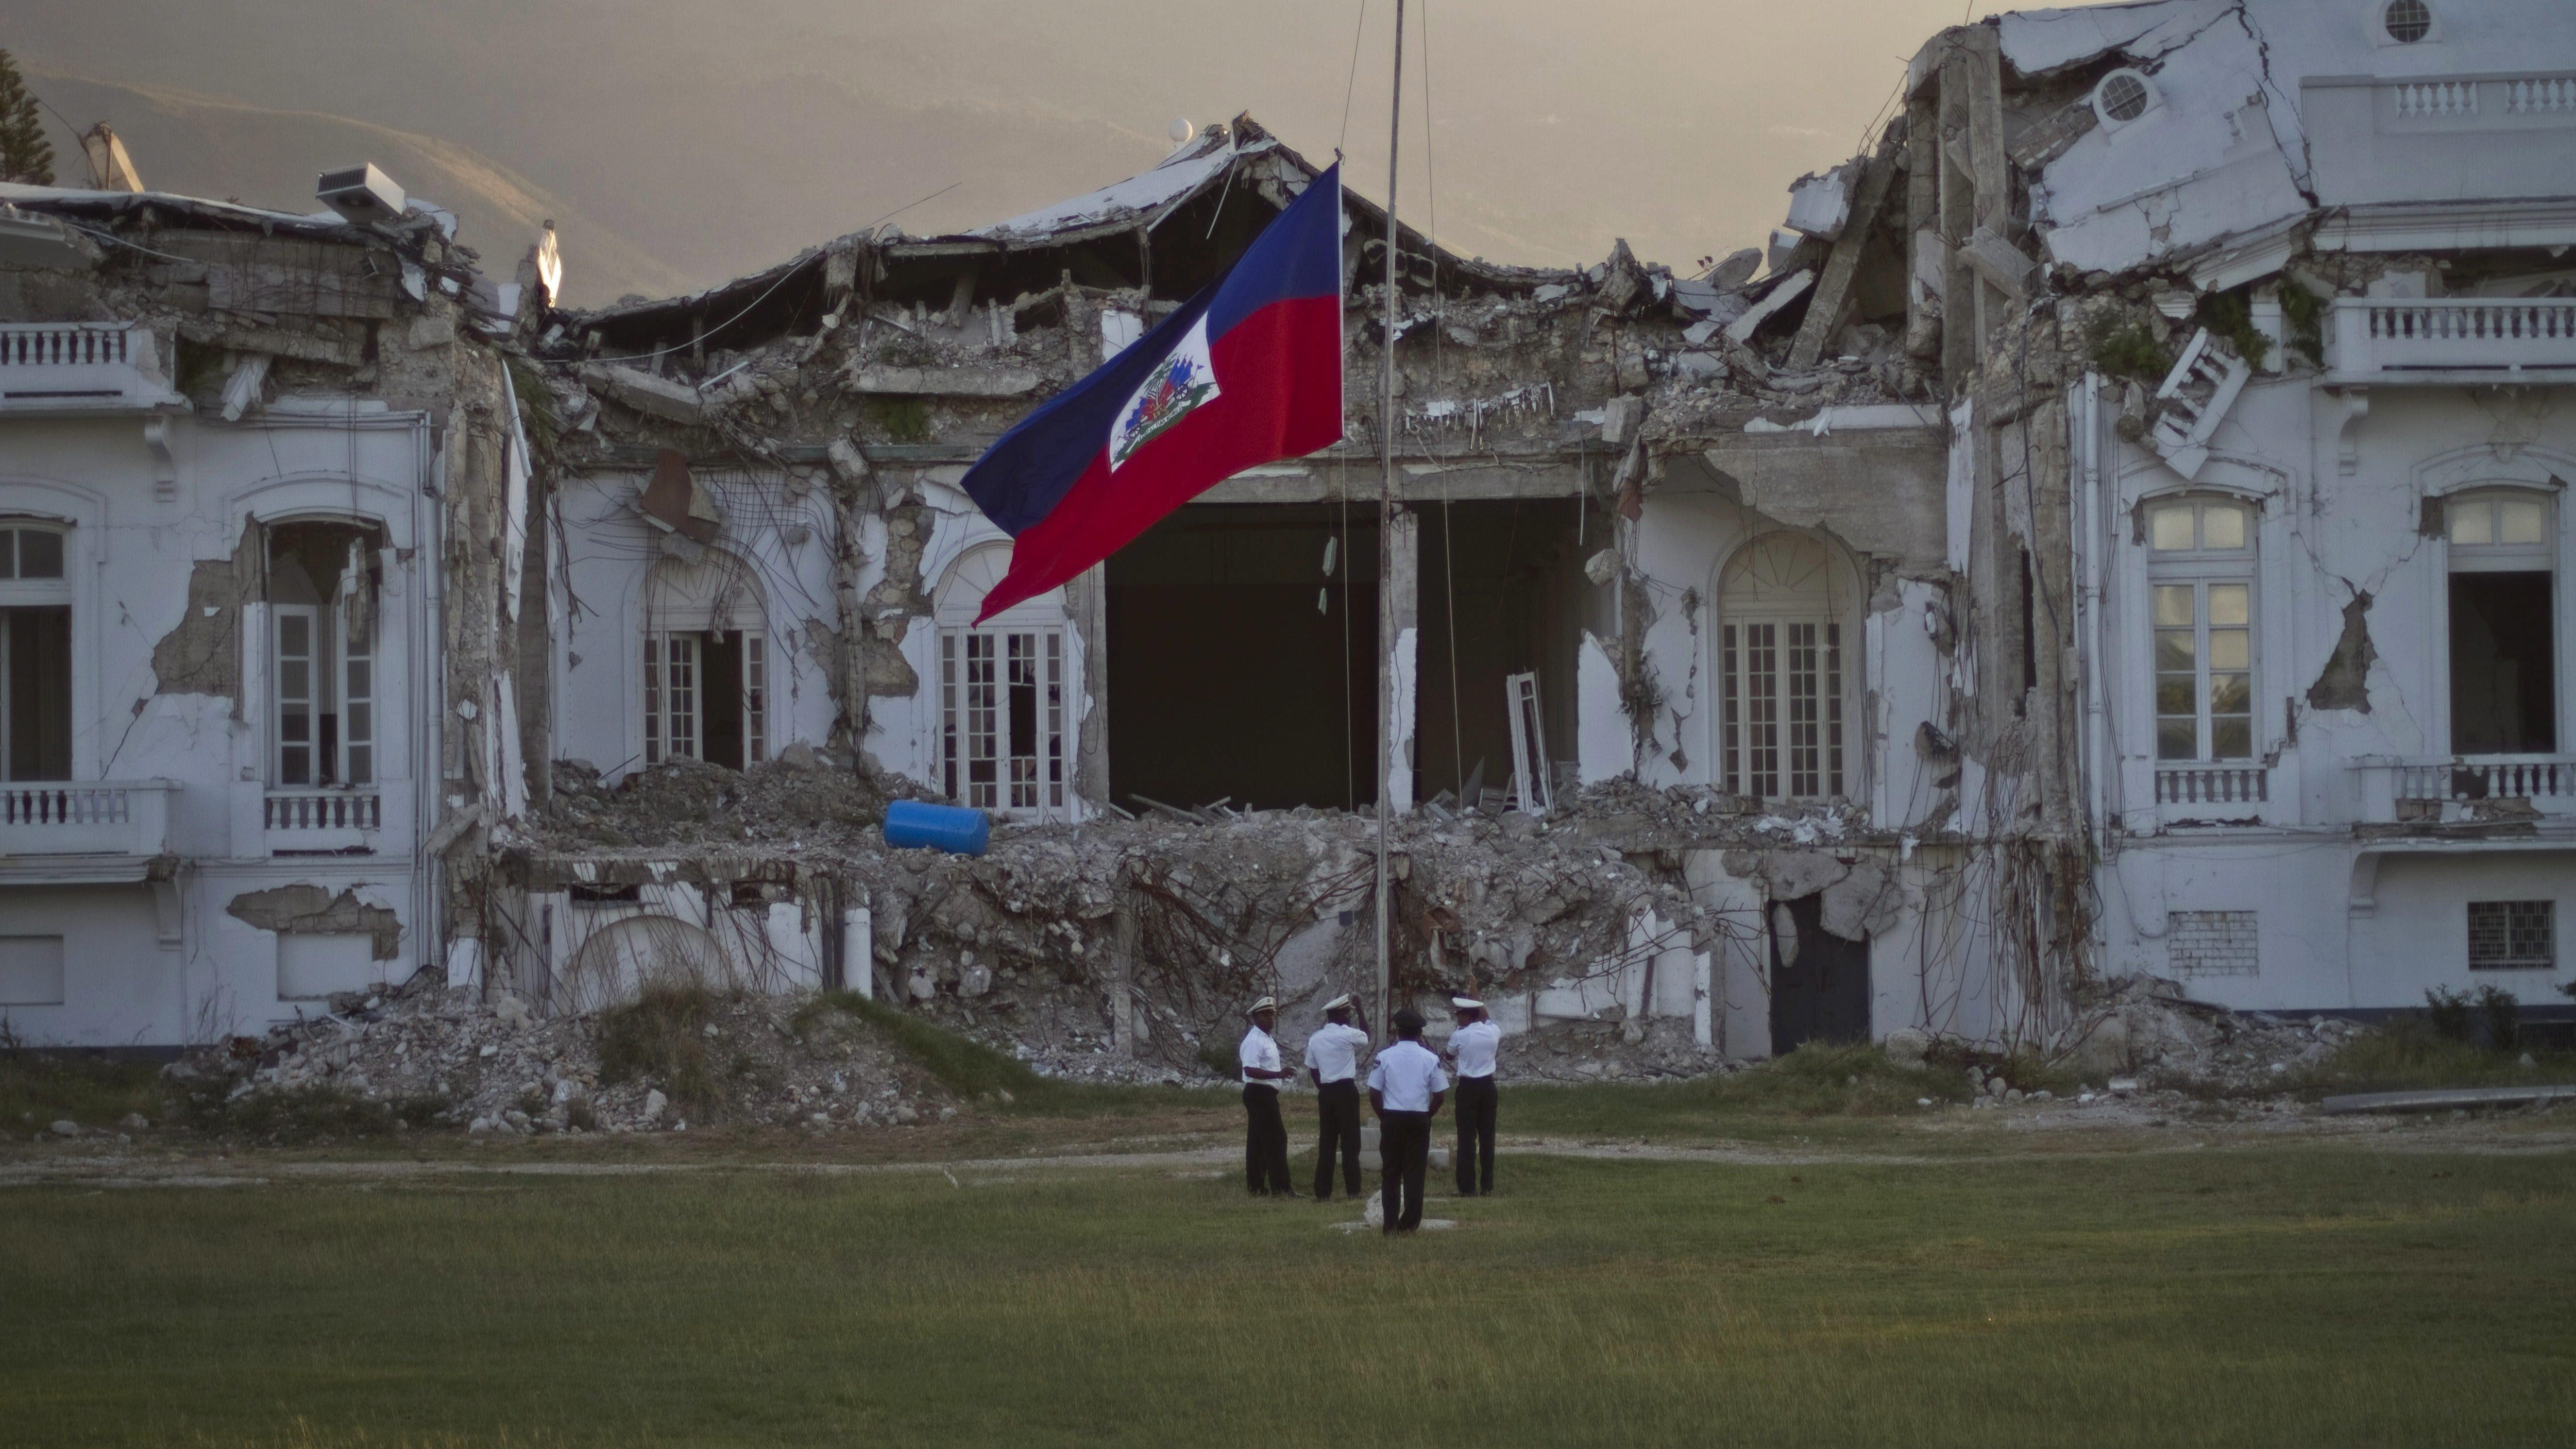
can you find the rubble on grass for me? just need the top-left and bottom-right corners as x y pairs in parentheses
(160, 969), (964, 1137)
(513, 770), (1909, 1086)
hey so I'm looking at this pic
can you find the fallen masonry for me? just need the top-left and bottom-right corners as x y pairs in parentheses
(162, 967), (968, 1136)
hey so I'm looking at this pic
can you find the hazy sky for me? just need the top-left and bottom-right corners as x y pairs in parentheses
(10, 0), (2007, 303)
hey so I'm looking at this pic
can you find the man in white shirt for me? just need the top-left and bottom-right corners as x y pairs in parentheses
(1239, 996), (1298, 1197)
(1365, 1009), (1449, 1233)
(1448, 996), (1502, 1196)
(1302, 992), (1372, 1201)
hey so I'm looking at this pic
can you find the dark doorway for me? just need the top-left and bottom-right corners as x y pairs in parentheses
(1108, 504), (1379, 811)
(702, 630), (746, 769)
(1415, 498), (1596, 804)
(1768, 893), (1870, 1054)
(3, 606), (71, 780)
(2450, 572), (2556, 753)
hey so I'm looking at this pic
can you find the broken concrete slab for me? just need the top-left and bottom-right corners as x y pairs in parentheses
(1785, 163), (1858, 241)
(1726, 270), (1814, 344)
(2321, 1085), (2576, 1116)
(579, 362), (707, 424)
(845, 363), (1041, 397)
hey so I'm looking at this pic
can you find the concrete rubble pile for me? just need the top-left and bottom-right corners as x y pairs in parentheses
(2061, 976), (2374, 1095)
(514, 768), (1884, 1085)
(160, 967), (963, 1135)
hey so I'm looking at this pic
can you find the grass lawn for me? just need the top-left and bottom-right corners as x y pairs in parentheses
(7, 1144), (2574, 1447)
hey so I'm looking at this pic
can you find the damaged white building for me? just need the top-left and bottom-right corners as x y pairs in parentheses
(7, 0), (2569, 1071)
(1921, 0), (2576, 1019)
(0, 172), (538, 1047)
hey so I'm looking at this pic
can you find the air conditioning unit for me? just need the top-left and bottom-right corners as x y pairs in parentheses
(316, 164), (405, 225)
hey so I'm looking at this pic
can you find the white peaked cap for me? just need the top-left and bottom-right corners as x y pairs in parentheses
(1323, 992), (1354, 1011)
(1451, 996), (1485, 1010)
(1248, 996), (1277, 1014)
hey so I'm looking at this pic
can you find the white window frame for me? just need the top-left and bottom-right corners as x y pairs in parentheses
(2367, 0), (2442, 48)
(0, 523), (73, 783)
(273, 603), (320, 787)
(939, 623), (1065, 815)
(2092, 68), (2163, 131)
(642, 629), (766, 768)
(270, 599), (377, 789)
(1716, 534), (1848, 802)
(643, 632), (699, 766)
(2145, 496), (2259, 765)
(2442, 488), (2558, 758)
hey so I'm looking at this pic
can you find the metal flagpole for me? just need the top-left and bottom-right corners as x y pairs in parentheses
(1375, 0), (1405, 1032)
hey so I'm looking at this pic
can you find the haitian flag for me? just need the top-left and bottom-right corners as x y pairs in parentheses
(963, 164), (1345, 621)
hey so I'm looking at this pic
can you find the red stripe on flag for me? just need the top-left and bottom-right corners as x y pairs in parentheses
(976, 295), (1344, 621)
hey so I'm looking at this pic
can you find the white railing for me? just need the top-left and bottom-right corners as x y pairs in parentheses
(0, 322), (176, 410)
(0, 326), (130, 368)
(2303, 73), (2576, 210)
(2156, 765), (2268, 807)
(2394, 80), (2479, 119)
(264, 789), (382, 834)
(2352, 756), (2576, 822)
(2505, 76), (2576, 115)
(2330, 299), (2576, 380)
(2382, 72), (2576, 125)
(0, 780), (175, 857)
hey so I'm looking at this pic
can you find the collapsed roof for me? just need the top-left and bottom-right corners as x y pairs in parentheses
(555, 116), (1589, 361)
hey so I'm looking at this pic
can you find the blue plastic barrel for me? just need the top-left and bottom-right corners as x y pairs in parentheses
(884, 799), (990, 856)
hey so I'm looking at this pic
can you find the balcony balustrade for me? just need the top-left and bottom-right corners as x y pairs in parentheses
(0, 322), (181, 411)
(264, 788), (382, 852)
(0, 781), (176, 858)
(2351, 756), (2576, 824)
(2329, 299), (2576, 384)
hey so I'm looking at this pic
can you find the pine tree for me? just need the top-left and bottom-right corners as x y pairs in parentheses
(0, 49), (56, 186)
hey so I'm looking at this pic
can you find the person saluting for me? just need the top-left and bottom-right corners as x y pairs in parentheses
(1304, 992), (1371, 1202)
(1447, 996), (1501, 1197)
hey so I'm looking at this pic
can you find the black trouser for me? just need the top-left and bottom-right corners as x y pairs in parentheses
(1454, 1076), (1498, 1195)
(1378, 1110), (1431, 1232)
(1242, 1084), (1293, 1195)
(1313, 1080), (1363, 1199)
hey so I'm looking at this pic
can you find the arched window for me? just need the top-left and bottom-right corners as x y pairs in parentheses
(2445, 489), (2557, 755)
(2144, 495), (2257, 762)
(641, 548), (767, 769)
(1718, 533), (1844, 799)
(935, 546), (1067, 815)
(0, 521), (72, 781)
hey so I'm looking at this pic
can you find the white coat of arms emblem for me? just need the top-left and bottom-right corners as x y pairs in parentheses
(1109, 315), (1221, 470)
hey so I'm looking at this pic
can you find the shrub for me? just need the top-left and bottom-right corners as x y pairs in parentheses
(2475, 985), (2521, 1052)
(2294, 1015), (2576, 1094)
(2084, 311), (2172, 383)
(808, 991), (1043, 1100)
(596, 983), (731, 1116)
(863, 396), (931, 443)
(2195, 288), (2272, 371)
(2279, 281), (2327, 368)
(2423, 986), (2475, 1043)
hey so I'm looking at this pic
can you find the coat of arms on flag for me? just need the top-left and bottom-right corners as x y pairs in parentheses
(1109, 315), (1221, 471)
(959, 162), (1343, 622)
